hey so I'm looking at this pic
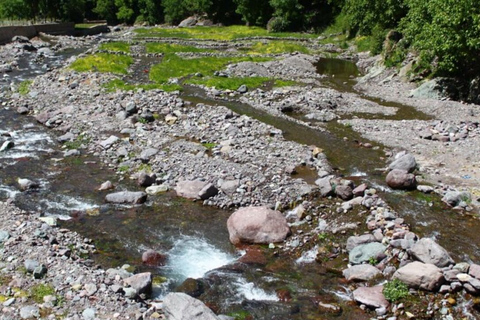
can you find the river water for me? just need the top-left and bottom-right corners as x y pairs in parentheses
(1, 43), (480, 319)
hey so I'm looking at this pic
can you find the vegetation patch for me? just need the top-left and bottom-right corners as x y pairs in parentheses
(70, 53), (133, 74)
(103, 79), (182, 92)
(149, 54), (270, 84)
(30, 283), (55, 303)
(64, 134), (90, 150)
(247, 41), (310, 55)
(135, 26), (317, 41)
(383, 279), (409, 302)
(17, 80), (32, 95)
(99, 41), (131, 53)
(187, 76), (269, 90)
(146, 43), (211, 54)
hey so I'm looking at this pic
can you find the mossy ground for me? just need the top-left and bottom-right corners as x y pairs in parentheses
(70, 53), (133, 74)
(99, 42), (131, 53)
(17, 80), (32, 95)
(146, 43), (212, 54)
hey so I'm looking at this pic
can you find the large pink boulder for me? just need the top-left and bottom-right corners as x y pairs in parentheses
(227, 206), (290, 245)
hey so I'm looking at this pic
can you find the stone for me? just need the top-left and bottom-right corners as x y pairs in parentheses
(139, 148), (159, 161)
(386, 169), (416, 190)
(227, 206), (290, 245)
(24, 259), (39, 273)
(165, 114), (178, 124)
(38, 217), (57, 226)
(163, 292), (220, 320)
(12, 35), (30, 43)
(0, 140), (14, 152)
(346, 234), (377, 252)
(105, 191), (147, 204)
(175, 180), (218, 200)
(237, 85), (248, 94)
(393, 261), (444, 291)
(17, 178), (39, 191)
(84, 283), (97, 296)
(137, 172), (156, 187)
(343, 264), (382, 281)
(178, 17), (198, 27)
(175, 278), (205, 298)
(417, 185), (434, 193)
(82, 308), (96, 320)
(64, 149), (80, 157)
(142, 250), (167, 266)
(124, 272), (152, 296)
(352, 183), (368, 197)
(442, 191), (471, 207)
(409, 238), (454, 267)
(0, 230), (10, 243)
(33, 264), (47, 279)
(335, 185), (353, 200)
(389, 153), (417, 173)
(315, 176), (333, 197)
(20, 305), (40, 319)
(98, 181), (114, 191)
(352, 286), (389, 309)
(349, 242), (387, 265)
(469, 263), (480, 279)
(123, 287), (137, 298)
(238, 247), (267, 265)
(146, 185), (169, 195)
(99, 135), (119, 149)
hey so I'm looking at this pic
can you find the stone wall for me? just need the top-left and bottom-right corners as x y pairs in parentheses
(0, 22), (76, 44)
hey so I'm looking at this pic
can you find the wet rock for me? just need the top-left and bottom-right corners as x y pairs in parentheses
(12, 35), (30, 43)
(346, 234), (377, 252)
(318, 302), (342, 315)
(175, 278), (205, 298)
(352, 286), (389, 309)
(389, 152), (417, 173)
(409, 238), (454, 267)
(315, 176), (333, 197)
(386, 169), (416, 190)
(175, 180), (218, 200)
(98, 180), (114, 191)
(99, 135), (119, 149)
(124, 272), (152, 296)
(20, 305), (40, 319)
(441, 191), (471, 207)
(393, 261), (444, 291)
(145, 185), (169, 195)
(343, 264), (382, 281)
(17, 106), (29, 114)
(163, 292), (220, 320)
(227, 206), (290, 245)
(137, 172), (156, 187)
(349, 242), (387, 265)
(142, 249), (167, 266)
(238, 247), (267, 265)
(105, 191), (147, 204)
(17, 178), (39, 191)
(0, 140), (14, 151)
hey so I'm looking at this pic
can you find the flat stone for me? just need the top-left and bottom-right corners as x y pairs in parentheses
(24, 259), (39, 273)
(0, 230), (10, 243)
(124, 272), (152, 296)
(353, 286), (389, 309)
(99, 135), (119, 149)
(346, 234), (377, 252)
(349, 242), (387, 265)
(343, 264), (382, 281)
(393, 261), (444, 291)
(105, 191), (147, 204)
(469, 263), (480, 279)
(82, 308), (96, 320)
(163, 292), (220, 320)
(409, 238), (454, 267)
(145, 185), (169, 195)
(20, 305), (40, 319)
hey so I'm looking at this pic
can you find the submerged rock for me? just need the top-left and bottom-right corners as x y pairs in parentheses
(227, 206), (290, 245)
(105, 191), (147, 204)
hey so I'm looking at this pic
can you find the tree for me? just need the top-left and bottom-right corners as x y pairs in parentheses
(234, 0), (272, 26)
(94, 0), (119, 24)
(0, 0), (30, 20)
(138, 0), (164, 25)
(162, 0), (212, 25)
(269, 0), (303, 31)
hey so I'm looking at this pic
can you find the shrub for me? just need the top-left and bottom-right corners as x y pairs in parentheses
(383, 279), (409, 302)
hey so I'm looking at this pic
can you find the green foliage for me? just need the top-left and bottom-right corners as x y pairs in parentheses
(368, 256), (377, 265)
(70, 53), (133, 74)
(99, 41), (131, 53)
(400, 0), (480, 77)
(0, 0), (30, 20)
(162, 0), (212, 24)
(383, 279), (409, 302)
(355, 27), (387, 55)
(64, 134), (90, 150)
(17, 80), (32, 95)
(94, 0), (118, 23)
(30, 284), (55, 303)
(202, 142), (217, 149)
(145, 43), (211, 54)
(234, 0), (272, 26)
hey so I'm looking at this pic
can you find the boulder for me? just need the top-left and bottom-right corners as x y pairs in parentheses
(442, 191), (471, 207)
(352, 286), (389, 309)
(98, 181), (114, 191)
(335, 185), (353, 200)
(352, 183), (368, 197)
(343, 264), (382, 281)
(139, 148), (159, 162)
(179, 17), (197, 27)
(469, 263), (480, 279)
(0, 140), (14, 151)
(386, 169), (416, 190)
(388, 153), (417, 173)
(175, 180), (218, 200)
(175, 278), (205, 298)
(17, 178), (39, 191)
(142, 250), (167, 266)
(99, 135), (119, 149)
(105, 191), (147, 204)
(237, 85), (248, 94)
(349, 242), (386, 265)
(227, 206), (290, 245)
(123, 272), (152, 296)
(393, 261), (444, 291)
(315, 176), (333, 197)
(145, 185), (169, 195)
(163, 292), (220, 320)
(346, 234), (377, 252)
(137, 172), (156, 187)
(409, 238), (454, 267)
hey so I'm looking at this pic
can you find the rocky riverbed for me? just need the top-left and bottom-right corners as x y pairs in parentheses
(1, 27), (480, 319)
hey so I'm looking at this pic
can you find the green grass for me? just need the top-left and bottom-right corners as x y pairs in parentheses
(30, 284), (55, 303)
(103, 79), (182, 92)
(99, 41), (131, 53)
(135, 25), (318, 41)
(247, 41), (310, 54)
(383, 279), (409, 302)
(187, 76), (269, 90)
(146, 43), (212, 54)
(150, 54), (270, 84)
(18, 80), (32, 95)
(64, 134), (90, 150)
(70, 53), (133, 74)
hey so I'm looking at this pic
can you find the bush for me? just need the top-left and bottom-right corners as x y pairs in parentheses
(267, 17), (289, 32)
(383, 279), (409, 302)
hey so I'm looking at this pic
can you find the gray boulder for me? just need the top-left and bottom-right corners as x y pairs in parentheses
(409, 238), (454, 267)
(99, 135), (119, 149)
(346, 234), (377, 252)
(349, 242), (387, 265)
(386, 169), (416, 190)
(352, 286), (389, 309)
(175, 180), (218, 200)
(393, 261), (444, 291)
(335, 185), (353, 200)
(123, 272), (152, 296)
(442, 191), (471, 207)
(315, 176), (333, 197)
(163, 292), (220, 320)
(105, 191), (147, 204)
(227, 206), (290, 245)
(237, 85), (248, 94)
(343, 264), (382, 281)
(389, 153), (417, 173)
(137, 172), (156, 187)
(18, 178), (39, 191)
(179, 17), (197, 27)
(0, 230), (9, 243)
(139, 148), (159, 161)
(20, 305), (40, 319)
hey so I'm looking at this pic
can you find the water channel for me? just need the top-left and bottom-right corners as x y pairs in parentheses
(1, 40), (479, 319)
